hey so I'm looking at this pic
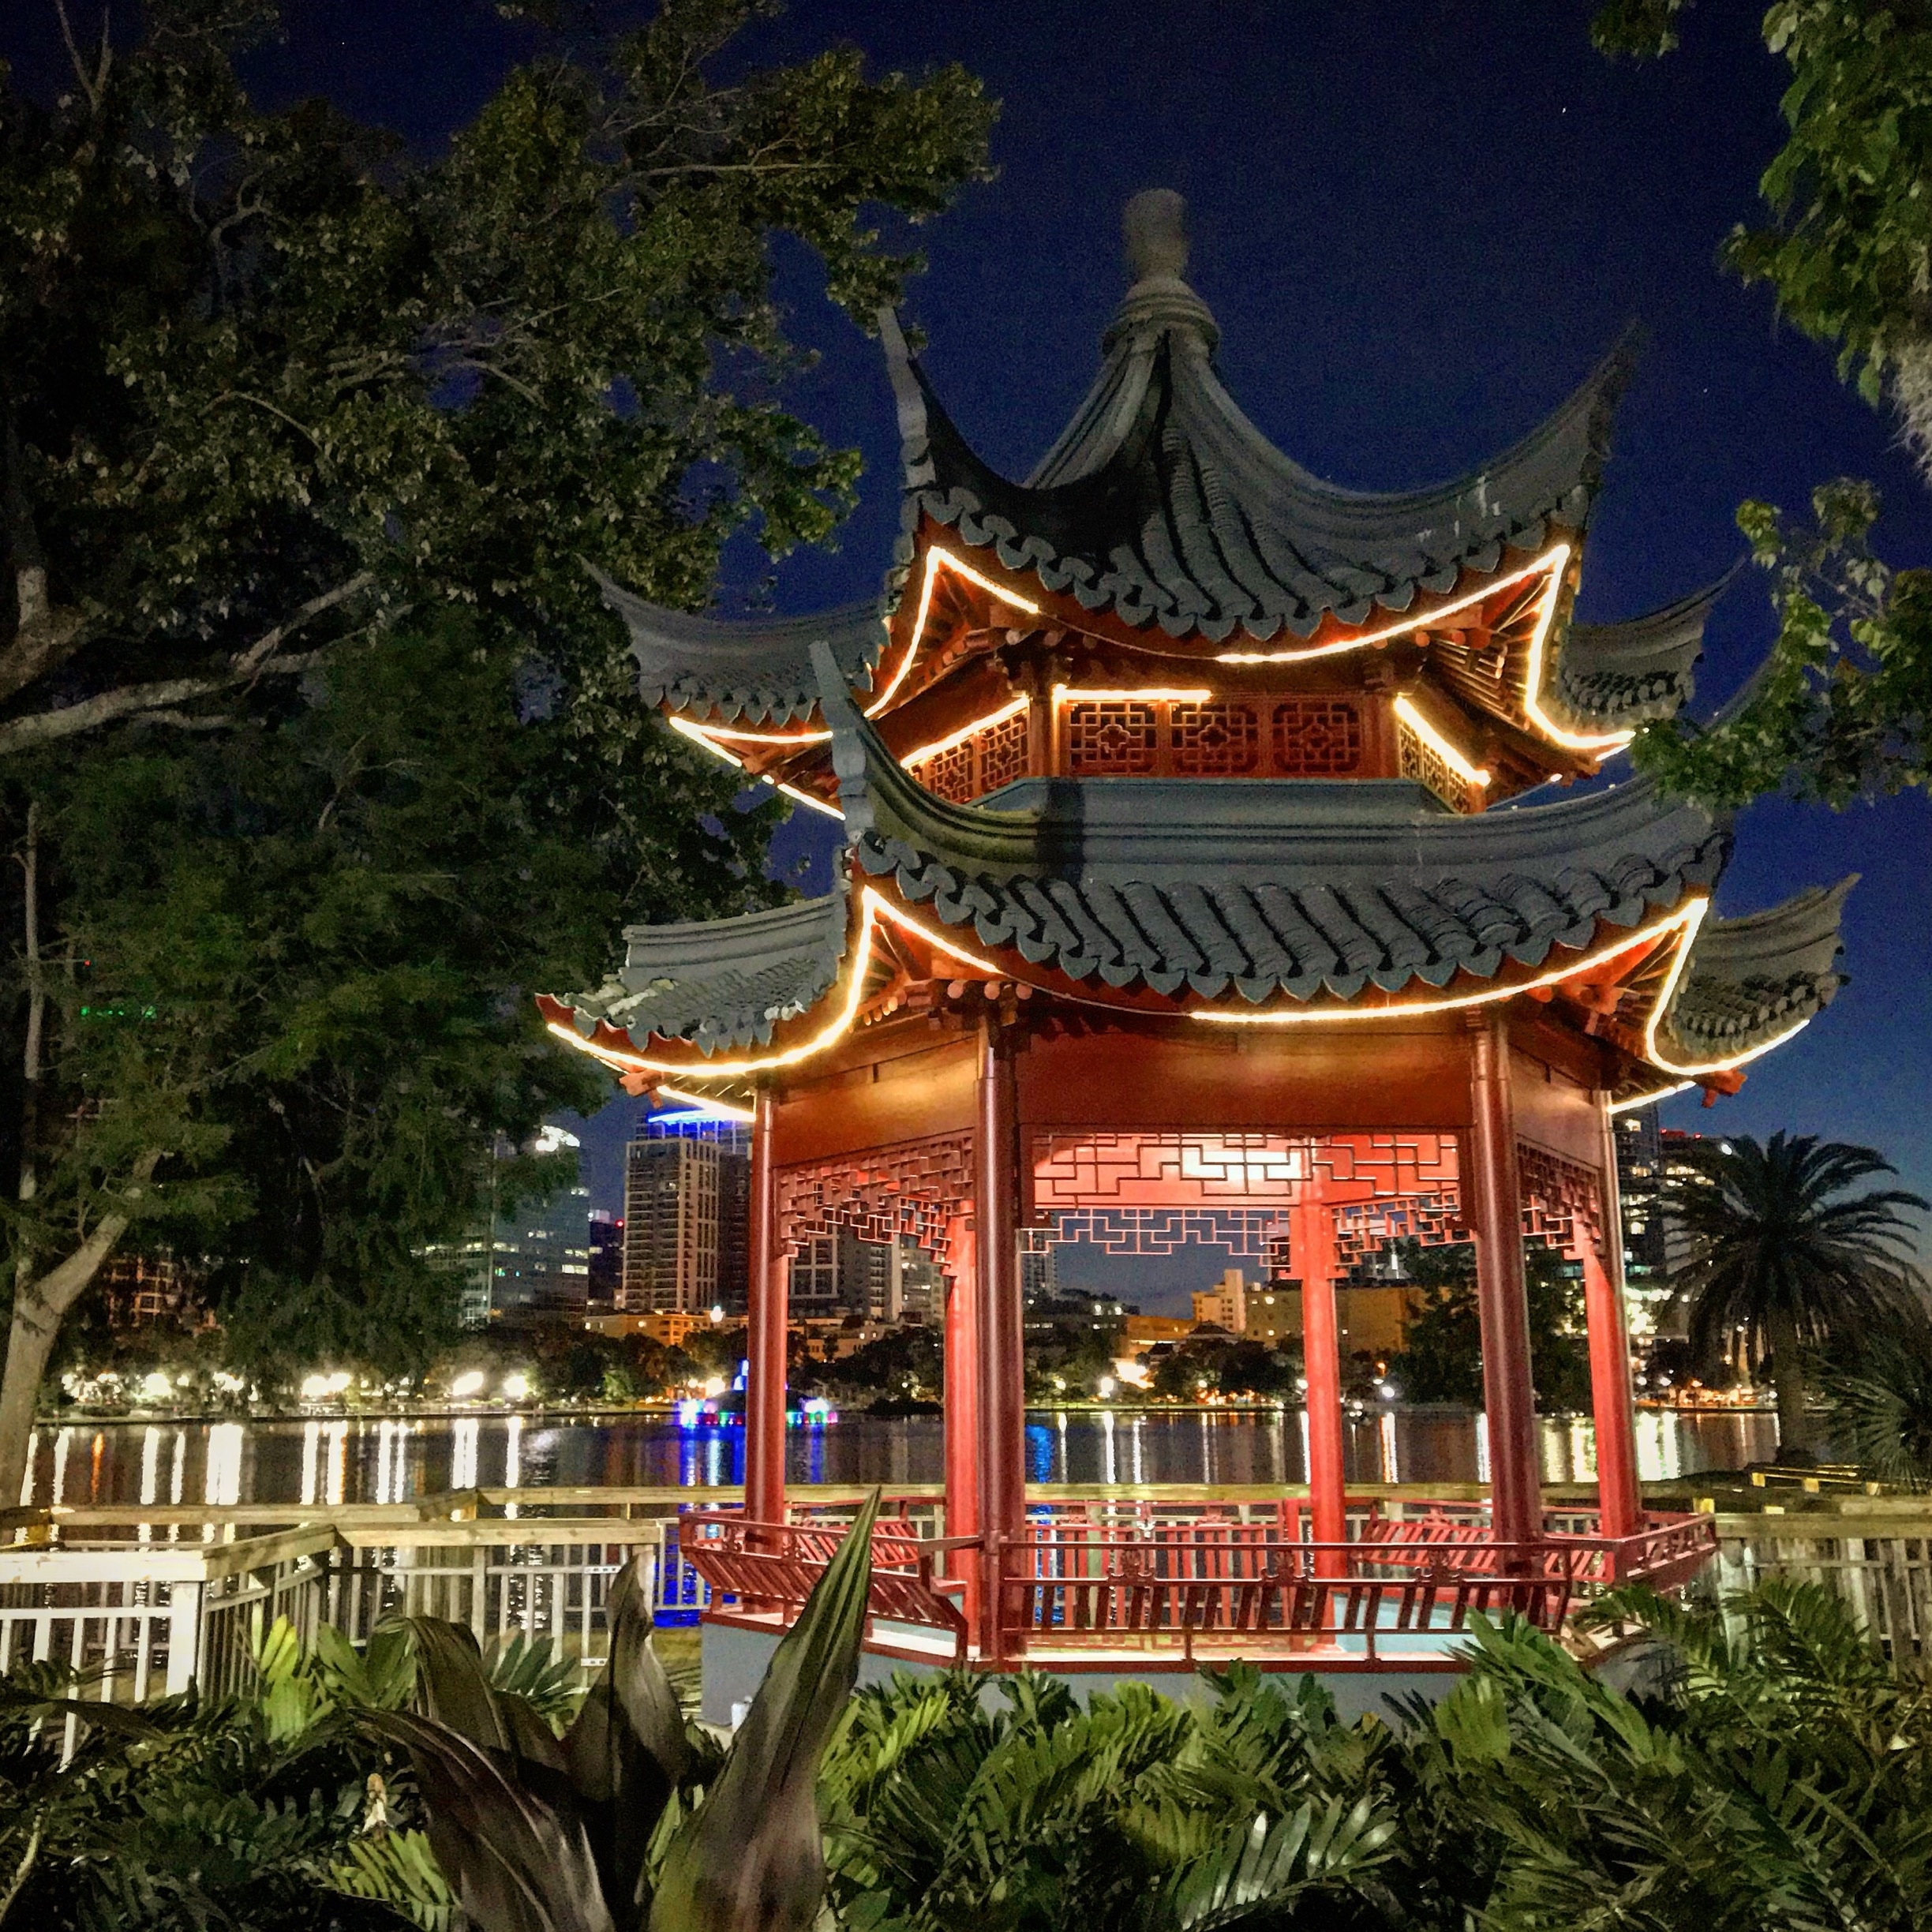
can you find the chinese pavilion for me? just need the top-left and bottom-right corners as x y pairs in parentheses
(541, 193), (1849, 1690)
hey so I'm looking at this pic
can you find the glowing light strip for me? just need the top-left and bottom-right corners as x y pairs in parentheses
(1213, 551), (1562, 666)
(1393, 695), (1491, 787)
(1609, 1082), (1695, 1114)
(1193, 902), (1702, 1028)
(867, 546), (1043, 717)
(654, 1082), (756, 1122)
(691, 721), (830, 745)
(1050, 684), (1215, 703)
(1636, 895), (1812, 1076)
(903, 696), (1030, 769)
(1515, 545), (1635, 754)
(778, 782), (844, 821)
(543, 886), (997, 1082)
(668, 715), (844, 820)
(549, 884), (1814, 1091)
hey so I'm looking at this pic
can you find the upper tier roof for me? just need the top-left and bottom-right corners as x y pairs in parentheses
(1552, 569), (1734, 733)
(888, 188), (1634, 642)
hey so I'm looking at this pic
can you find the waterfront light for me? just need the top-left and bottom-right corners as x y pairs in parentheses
(299, 1372), (331, 1400)
(1097, 1376), (1118, 1398)
(449, 1369), (485, 1399)
(140, 1372), (171, 1402)
(501, 1372), (531, 1401)
(703, 1375), (728, 1398)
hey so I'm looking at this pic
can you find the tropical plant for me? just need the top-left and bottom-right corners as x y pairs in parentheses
(1822, 1301), (1932, 1488)
(366, 1488), (881, 1932)
(1663, 1131), (1926, 1459)
(819, 1662), (1397, 1930)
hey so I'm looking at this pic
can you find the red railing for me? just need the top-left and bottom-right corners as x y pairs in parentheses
(678, 1497), (1718, 1666)
(679, 1509), (975, 1659)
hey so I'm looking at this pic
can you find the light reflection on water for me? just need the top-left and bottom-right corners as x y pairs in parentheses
(18, 1406), (1782, 1509)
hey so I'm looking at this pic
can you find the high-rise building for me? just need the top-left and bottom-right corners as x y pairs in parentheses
(487, 1125), (592, 1319)
(587, 1209), (623, 1312)
(622, 1108), (751, 1314)
(623, 1135), (722, 1312)
(1193, 1267), (1249, 1335)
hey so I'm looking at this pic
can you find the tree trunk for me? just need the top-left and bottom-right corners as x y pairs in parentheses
(0, 1162), (157, 1508)
(1767, 1305), (1811, 1464)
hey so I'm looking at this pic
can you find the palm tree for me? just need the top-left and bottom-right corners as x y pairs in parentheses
(1664, 1133), (1926, 1461)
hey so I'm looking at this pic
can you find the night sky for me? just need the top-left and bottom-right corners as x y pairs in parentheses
(9, 2), (1930, 1296)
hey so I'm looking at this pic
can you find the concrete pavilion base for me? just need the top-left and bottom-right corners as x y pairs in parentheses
(698, 1618), (1469, 1728)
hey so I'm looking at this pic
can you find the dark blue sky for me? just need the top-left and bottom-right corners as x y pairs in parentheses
(9, 2), (1928, 1291)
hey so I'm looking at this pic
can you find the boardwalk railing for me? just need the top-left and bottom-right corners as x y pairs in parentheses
(6, 1485), (1930, 1705)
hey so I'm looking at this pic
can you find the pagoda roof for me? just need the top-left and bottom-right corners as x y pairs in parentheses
(1552, 571), (1733, 733)
(565, 891), (848, 1054)
(590, 567), (886, 727)
(593, 189), (1645, 734)
(887, 203), (1633, 642)
(1665, 878), (1853, 1062)
(545, 648), (1848, 1072)
(823, 646), (1726, 1003)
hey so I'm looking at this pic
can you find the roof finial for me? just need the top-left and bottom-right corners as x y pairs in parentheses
(1104, 189), (1218, 354)
(1124, 189), (1189, 284)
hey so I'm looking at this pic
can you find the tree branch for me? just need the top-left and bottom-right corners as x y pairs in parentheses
(31, 1150), (163, 1325)
(231, 571), (375, 675)
(0, 627), (380, 757)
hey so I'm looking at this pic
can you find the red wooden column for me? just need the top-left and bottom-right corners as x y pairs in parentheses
(1586, 1093), (1643, 1543)
(743, 1083), (786, 1532)
(942, 1214), (982, 1635)
(1293, 1182), (1347, 1577)
(1466, 1016), (1542, 1552)
(975, 1015), (1025, 1662)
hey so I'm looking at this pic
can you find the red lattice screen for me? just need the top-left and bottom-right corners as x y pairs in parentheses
(909, 705), (1035, 803)
(1065, 701), (1159, 774)
(776, 1132), (975, 1265)
(1170, 701), (1261, 774)
(1518, 1143), (1608, 1262)
(1273, 699), (1363, 775)
(1056, 696), (1365, 777)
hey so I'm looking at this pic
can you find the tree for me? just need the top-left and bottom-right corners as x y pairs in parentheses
(1385, 1240), (1593, 1412)
(1820, 1300), (1932, 1485)
(1663, 1130), (1926, 1458)
(1593, 2), (1932, 803)
(0, 1), (994, 1500)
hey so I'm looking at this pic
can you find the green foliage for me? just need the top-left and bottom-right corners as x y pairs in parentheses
(0, 0), (995, 1481)
(1592, 2), (1932, 805)
(1822, 1301), (1932, 1486)
(372, 1496), (882, 1930)
(1663, 1130), (1926, 1452)
(819, 1664), (1396, 1930)
(1631, 481), (1932, 804)
(1385, 1239), (1593, 1412)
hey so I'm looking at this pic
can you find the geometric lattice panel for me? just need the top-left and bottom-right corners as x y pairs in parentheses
(1518, 1142), (1608, 1262)
(1272, 698), (1363, 775)
(777, 1131), (975, 1264)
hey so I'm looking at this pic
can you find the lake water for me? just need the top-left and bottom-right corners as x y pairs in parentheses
(19, 1406), (1780, 1511)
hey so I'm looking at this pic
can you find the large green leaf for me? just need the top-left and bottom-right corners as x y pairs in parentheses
(564, 1557), (691, 1917)
(648, 1489), (882, 1932)
(364, 1707), (614, 1932)
(407, 1615), (566, 1773)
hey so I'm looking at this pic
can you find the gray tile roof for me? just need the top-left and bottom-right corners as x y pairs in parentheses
(562, 892), (848, 1054)
(590, 566), (887, 727)
(547, 653), (1848, 1069)
(814, 642), (1728, 1002)
(1661, 878), (1852, 1063)
(1553, 570), (1735, 732)
(882, 210), (1634, 642)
